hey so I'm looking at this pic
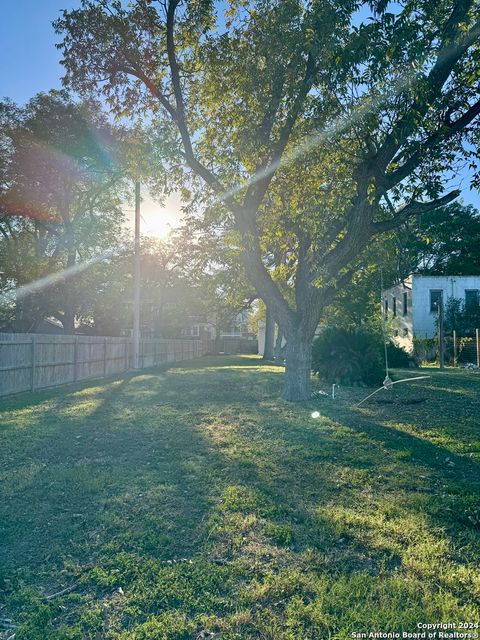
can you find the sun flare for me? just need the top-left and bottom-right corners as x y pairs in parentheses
(127, 191), (183, 239)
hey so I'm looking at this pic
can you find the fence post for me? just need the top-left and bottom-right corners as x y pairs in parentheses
(477, 328), (480, 369)
(453, 330), (457, 367)
(74, 336), (78, 382)
(438, 298), (444, 368)
(31, 335), (36, 392)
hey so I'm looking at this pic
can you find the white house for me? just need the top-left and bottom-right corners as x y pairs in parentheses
(382, 275), (480, 351)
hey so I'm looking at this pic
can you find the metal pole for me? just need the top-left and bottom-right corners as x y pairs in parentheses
(133, 181), (141, 369)
(453, 330), (457, 368)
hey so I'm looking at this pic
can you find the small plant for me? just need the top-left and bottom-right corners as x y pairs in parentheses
(312, 327), (384, 386)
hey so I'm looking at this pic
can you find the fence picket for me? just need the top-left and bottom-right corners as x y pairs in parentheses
(0, 333), (210, 397)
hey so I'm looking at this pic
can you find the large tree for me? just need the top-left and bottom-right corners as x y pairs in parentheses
(56, 0), (480, 399)
(0, 91), (126, 332)
(394, 201), (480, 277)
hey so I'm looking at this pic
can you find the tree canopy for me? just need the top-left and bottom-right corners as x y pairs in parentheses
(0, 91), (126, 332)
(56, 0), (480, 398)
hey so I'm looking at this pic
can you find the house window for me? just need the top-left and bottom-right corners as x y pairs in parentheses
(403, 292), (408, 316)
(191, 325), (200, 337)
(392, 297), (397, 317)
(430, 290), (443, 313)
(384, 298), (388, 315)
(465, 289), (479, 312)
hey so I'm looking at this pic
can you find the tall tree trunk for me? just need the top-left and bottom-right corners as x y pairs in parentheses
(63, 305), (75, 334)
(283, 330), (312, 401)
(263, 307), (275, 360)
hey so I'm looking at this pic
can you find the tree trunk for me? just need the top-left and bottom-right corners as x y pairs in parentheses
(63, 307), (75, 334)
(283, 332), (312, 401)
(263, 307), (275, 360)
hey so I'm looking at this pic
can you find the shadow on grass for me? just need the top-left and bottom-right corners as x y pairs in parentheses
(1, 356), (479, 635)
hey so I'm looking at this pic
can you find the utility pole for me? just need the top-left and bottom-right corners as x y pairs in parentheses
(438, 296), (444, 369)
(476, 328), (480, 369)
(133, 181), (141, 369)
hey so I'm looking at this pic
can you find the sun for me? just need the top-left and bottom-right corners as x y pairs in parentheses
(126, 191), (184, 239)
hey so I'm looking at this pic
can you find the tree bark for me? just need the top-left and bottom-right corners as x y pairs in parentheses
(283, 332), (312, 401)
(263, 307), (275, 360)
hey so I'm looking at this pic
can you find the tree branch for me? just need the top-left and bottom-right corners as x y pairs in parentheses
(385, 98), (480, 189)
(165, 1), (235, 207)
(376, 6), (480, 170)
(244, 51), (317, 213)
(315, 267), (356, 313)
(373, 190), (460, 234)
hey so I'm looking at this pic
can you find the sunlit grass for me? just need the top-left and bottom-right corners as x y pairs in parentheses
(0, 356), (479, 638)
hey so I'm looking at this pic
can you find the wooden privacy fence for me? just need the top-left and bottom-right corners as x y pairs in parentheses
(0, 333), (210, 397)
(217, 337), (258, 354)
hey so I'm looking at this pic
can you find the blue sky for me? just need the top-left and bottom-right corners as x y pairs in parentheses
(0, 1), (478, 212)
(0, 1), (79, 105)
(0, 1), (182, 238)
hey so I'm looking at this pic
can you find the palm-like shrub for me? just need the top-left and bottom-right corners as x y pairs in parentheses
(386, 342), (412, 367)
(312, 327), (384, 386)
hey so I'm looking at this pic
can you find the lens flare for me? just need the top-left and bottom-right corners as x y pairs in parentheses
(211, 28), (472, 209)
(1, 121), (118, 222)
(0, 250), (117, 307)
(212, 67), (420, 207)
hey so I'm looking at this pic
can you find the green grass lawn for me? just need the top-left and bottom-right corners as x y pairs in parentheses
(1, 356), (479, 639)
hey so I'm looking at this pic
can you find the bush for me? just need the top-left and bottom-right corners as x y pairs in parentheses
(386, 342), (412, 367)
(312, 327), (384, 386)
(413, 337), (437, 363)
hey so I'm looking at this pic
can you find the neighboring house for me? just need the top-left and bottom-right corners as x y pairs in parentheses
(35, 317), (66, 334)
(382, 274), (480, 351)
(218, 309), (252, 338)
(136, 284), (215, 340)
(182, 310), (256, 341)
(127, 281), (253, 342)
(181, 315), (216, 341)
(3, 315), (68, 334)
